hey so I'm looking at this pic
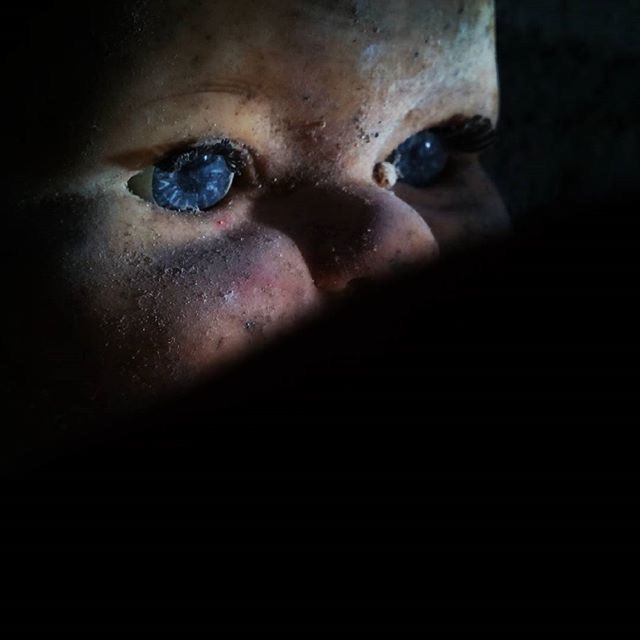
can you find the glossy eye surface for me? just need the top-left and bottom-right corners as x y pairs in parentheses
(128, 142), (241, 213)
(152, 146), (234, 212)
(388, 130), (448, 188)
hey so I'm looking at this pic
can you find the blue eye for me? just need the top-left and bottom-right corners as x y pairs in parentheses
(127, 141), (245, 213)
(388, 130), (448, 188)
(152, 146), (235, 212)
(386, 117), (497, 188)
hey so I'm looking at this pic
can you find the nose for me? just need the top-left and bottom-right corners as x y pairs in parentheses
(253, 182), (439, 293)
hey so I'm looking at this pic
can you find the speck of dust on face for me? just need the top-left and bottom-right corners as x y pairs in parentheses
(244, 319), (262, 334)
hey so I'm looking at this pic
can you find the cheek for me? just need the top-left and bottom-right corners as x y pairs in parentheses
(162, 228), (320, 375)
(73, 222), (319, 397)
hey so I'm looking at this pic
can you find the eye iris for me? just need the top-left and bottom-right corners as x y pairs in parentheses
(152, 149), (234, 212)
(391, 131), (447, 188)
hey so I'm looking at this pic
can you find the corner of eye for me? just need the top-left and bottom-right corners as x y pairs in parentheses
(127, 167), (154, 202)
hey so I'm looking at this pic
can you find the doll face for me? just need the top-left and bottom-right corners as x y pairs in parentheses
(28, 0), (508, 403)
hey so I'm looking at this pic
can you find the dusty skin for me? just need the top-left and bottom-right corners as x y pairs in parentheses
(27, 0), (508, 406)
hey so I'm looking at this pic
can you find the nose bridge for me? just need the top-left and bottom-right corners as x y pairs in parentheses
(253, 181), (439, 292)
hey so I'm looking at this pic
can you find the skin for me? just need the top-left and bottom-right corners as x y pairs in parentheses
(24, 0), (508, 407)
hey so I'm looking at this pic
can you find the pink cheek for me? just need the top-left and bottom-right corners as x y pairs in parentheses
(223, 244), (320, 314)
(159, 231), (320, 336)
(163, 239), (320, 379)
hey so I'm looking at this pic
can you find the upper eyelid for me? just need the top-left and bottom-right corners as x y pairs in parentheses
(154, 138), (247, 173)
(104, 90), (276, 171)
(114, 115), (496, 180)
(379, 114), (497, 162)
(110, 136), (252, 172)
(431, 115), (497, 153)
(109, 141), (198, 171)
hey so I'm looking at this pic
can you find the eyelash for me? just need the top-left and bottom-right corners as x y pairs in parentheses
(431, 115), (497, 154)
(154, 138), (248, 175)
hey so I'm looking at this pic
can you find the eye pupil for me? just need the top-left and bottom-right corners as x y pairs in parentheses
(152, 147), (234, 212)
(389, 130), (448, 188)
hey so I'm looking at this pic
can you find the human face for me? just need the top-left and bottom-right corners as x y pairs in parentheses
(29, 0), (508, 404)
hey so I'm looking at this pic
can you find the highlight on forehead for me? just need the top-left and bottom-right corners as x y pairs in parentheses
(38, 0), (497, 184)
(292, 0), (493, 27)
(127, 0), (494, 42)
(114, 0), (496, 95)
(282, 0), (496, 47)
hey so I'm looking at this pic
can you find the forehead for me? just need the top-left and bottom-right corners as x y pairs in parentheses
(139, 0), (489, 39)
(115, 0), (495, 103)
(76, 0), (497, 186)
